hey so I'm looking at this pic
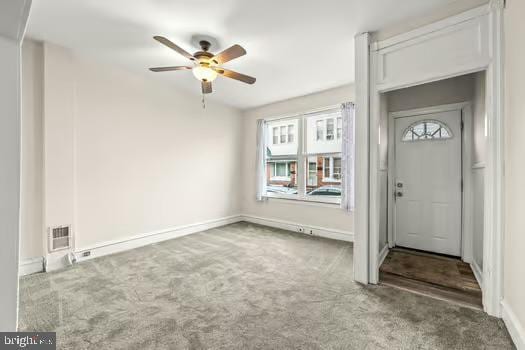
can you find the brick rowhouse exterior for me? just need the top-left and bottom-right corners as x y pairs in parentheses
(266, 156), (340, 191)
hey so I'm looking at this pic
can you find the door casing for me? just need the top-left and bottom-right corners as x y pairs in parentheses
(355, 0), (503, 317)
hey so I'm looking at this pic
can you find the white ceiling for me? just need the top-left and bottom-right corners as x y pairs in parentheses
(0, 0), (31, 42)
(27, 0), (461, 109)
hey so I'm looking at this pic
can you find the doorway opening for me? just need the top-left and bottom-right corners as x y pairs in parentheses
(377, 72), (486, 308)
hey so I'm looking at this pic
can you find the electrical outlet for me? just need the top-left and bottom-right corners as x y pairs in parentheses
(82, 251), (91, 257)
(309, 229), (314, 235)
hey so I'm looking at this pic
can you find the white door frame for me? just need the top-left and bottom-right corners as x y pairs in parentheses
(354, 0), (504, 317)
(353, 32), (370, 285)
(387, 102), (473, 261)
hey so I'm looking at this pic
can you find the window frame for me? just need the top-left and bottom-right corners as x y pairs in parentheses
(264, 106), (343, 205)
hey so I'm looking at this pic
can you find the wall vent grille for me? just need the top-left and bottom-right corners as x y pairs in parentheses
(48, 226), (71, 252)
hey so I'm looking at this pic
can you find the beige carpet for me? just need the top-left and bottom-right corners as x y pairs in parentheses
(19, 222), (514, 349)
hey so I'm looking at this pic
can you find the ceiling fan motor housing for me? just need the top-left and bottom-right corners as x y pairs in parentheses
(199, 40), (211, 51)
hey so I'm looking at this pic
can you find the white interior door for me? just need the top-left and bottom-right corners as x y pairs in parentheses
(394, 110), (462, 256)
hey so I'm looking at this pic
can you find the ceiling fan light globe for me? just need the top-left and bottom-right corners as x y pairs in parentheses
(192, 66), (218, 82)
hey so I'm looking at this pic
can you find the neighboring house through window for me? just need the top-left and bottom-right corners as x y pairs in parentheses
(264, 107), (344, 203)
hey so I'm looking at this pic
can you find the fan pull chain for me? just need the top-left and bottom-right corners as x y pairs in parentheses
(202, 93), (206, 109)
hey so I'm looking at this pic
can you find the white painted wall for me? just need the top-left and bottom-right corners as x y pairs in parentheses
(72, 53), (242, 249)
(21, 42), (243, 258)
(503, 0), (525, 345)
(0, 0), (32, 331)
(241, 85), (355, 232)
(387, 74), (477, 112)
(20, 39), (44, 260)
(43, 43), (76, 249)
(0, 34), (22, 332)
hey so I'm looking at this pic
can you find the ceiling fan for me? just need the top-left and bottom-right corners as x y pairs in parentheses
(149, 36), (256, 95)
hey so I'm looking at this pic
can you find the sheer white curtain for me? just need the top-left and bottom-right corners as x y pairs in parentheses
(341, 102), (355, 211)
(255, 119), (267, 201)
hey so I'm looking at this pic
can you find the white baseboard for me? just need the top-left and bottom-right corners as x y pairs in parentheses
(471, 260), (483, 290)
(72, 215), (243, 265)
(240, 214), (354, 242)
(19, 257), (44, 276)
(35, 214), (354, 273)
(378, 244), (389, 267)
(502, 300), (525, 350)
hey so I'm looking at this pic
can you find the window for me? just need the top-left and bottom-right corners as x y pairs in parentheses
(402, 120), (452, 141)
(266, 119), (298, 195)
(333, 158), (341, 180)
(280, 126), (287, 143)
(307, 159), (318, 186)
(271, 162), (290, 179)
(314, 116), (341, 142)
(263, 107), (343, 204)
(323, 157), (342, 182)
(288, 125), (294, 143)
(316, 120), (324, 141)
(326, 118), (334, 140)
(272, 127), (278, 144)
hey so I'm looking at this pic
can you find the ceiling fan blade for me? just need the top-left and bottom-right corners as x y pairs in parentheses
(202, 81), (212, 94)
(213, 67), (256, 84)
(211, 45), (246, 64)
(153, 36), (195, 61)
(149, 66), (192, 72)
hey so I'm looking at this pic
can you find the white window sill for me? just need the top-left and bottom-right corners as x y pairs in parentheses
(270, 176), (291, 181)
(263, 193), (342, 207)
(322, 178), (341, 183)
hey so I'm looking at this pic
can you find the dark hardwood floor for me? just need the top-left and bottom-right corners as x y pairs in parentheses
(379, 247), (483, 309)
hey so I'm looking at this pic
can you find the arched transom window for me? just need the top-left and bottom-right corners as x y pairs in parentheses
(402, 120), (453, 142)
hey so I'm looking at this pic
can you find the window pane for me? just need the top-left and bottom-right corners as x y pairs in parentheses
(288, 125), (294, 143)
(402, 120), (452, 142)
(275, 162), (288, 176)
(280, 126), (287, 143)
(326, 118), (334, 140)
(333, 157), (341, 180)
(316, 120), (324, 141)
(266, 119), (299, 196)
(305, 110), (343, 199)
(307, 157), (318, 187)
(324, 157), (330, 178)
